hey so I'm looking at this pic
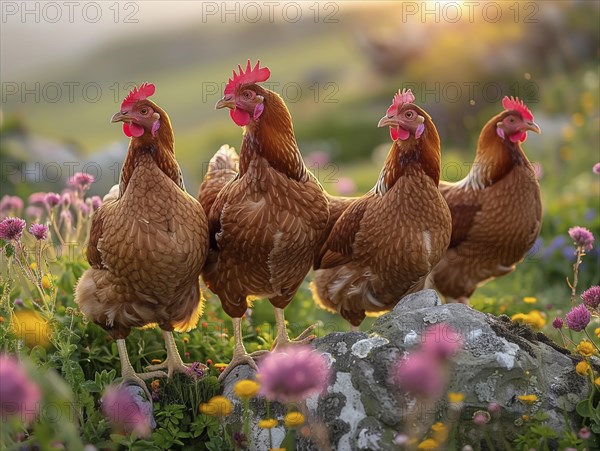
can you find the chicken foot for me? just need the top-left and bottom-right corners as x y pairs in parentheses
(117, 339), (167, 398)
(218, 317), (259, 382)
(270, 307), (317, 352)
(146, 331), (207, 378)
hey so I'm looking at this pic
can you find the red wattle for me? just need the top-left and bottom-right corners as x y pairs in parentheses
(510, 131), (527, 143)
(123, 123), (132, 137)
(231, 108), (250, 126)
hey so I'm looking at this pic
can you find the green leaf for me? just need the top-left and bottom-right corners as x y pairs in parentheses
(577, 399), (593, 418)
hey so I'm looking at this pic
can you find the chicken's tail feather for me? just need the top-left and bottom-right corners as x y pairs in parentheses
(172, 290), (205, 333)
(198, 144), (239, 214)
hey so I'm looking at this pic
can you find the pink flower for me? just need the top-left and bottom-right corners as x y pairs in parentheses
(29, 223), (48, 241)
(593, 163), (600, 174)
(0, 355), (41, 424)
(101, 385), (154, 438)
(552, 317), (564, 329)
(257, 346), (330, 403)
(25, 207), (43, 221)
(0, 195), (24, 216)
(421, 323), (463, 360)
(565, 304), (590, 332)
(393, 351), (444, 398)
(581, 286), (600, 309)
(578, 427), (591, 439)
(68, 172), (95, 191)
(568, 226), (594, 251)
(77, 201), (90, 216)
(531, 162), (543, 179)
(89, 196), (102, 211)
(336, 177), (356, 196)
(28, 192), (48, 206)
(44, 193), (61, 208)
(487, 402), (501, 418)
(305, 151), (330, 167)
(0, 217), (26, 241)
(61, 191), (72, 208)
(472, 410), (491, 425)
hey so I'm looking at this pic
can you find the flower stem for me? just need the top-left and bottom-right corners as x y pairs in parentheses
(569, 247), (584, 304)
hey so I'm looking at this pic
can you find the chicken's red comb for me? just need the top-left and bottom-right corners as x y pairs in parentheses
(224, 60), (271, 95)
(121, 83), (156, 110)
(387, 88), (415, 116)
(502, 96), (533, 121)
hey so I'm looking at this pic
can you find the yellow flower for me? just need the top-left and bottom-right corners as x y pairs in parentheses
(517, 394), (538, 405)
(595, 327), (600, 339)
(182, 337), (189, 344)
(576, 361), (591, 376)
(284, 412), (305, 428)
(522, 414), (530, 421)
(511, 310), (546, 331)
(0, 316), (4, 324)
(41, 275), (52, 290)
(447, 392), (464, 403)
(594, 377), (600, 388)
(572, 113), (585, 127)
(523, 297), (537, 304)
(258, 418), (278, 429)
(214, 363), (228, 369)
(431, 422), (448, 443)
(151, 359), (162, 364)
(576, 340), (596, 358)
(11, 310), (51, 348)
(199, 396), (232, 417)
(150, 380), (160, 391)
(417, 438), (438, 450)
(233, 379), (260, 400)
(29, 262), (38, 271)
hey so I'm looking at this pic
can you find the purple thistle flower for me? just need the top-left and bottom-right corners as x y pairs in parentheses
(552, 317), (564, 329)
(61, 191), (72, 208)
(77, 201), (90, 216)
(581, 286), (600, 309)
(565, 304), (591, 332)
(393, 351), (444, 398)
(258, 346), (330, 403)
(0, 217), (26, 241)
(336, 177), (356, 196)
(232, 432), (247, 448)
(593, 163), (600, 174)
(421, 323), (463, 360)
(44, 193), (61, 208)
(89, 196), (102, 211)
(101, 384), (154, 438)
(68, 172), (95, 191)
(0, 195), (24, 216)
(27, 192), (48, 206)
(568, 226), (594, 251)
(185, 362), (207, 379)
(28, 223), (48, 241)
(25, 207), (43, 222)
(0, 355), (41, 424)
(13, 298), (24, 307)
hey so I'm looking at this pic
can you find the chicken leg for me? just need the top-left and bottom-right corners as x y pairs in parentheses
(146, 331), (207, 378)
(270, 307), (317, 351)
(218, 317), (259, 382)
(117, 339), (167, 398)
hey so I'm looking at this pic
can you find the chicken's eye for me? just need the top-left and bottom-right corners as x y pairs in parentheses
(242, 90), (255, 100)
(508, 117), (515, 123)
(140, 108), (148, 115)
(405, 110), (414, 119)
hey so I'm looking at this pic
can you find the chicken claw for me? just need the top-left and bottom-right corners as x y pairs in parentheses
(117, 338), (167, 398)
(145, 331), (207, 379)
(217, 351), (259, 382)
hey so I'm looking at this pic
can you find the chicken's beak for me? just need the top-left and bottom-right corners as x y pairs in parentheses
(524, 121), (541, 134)
(111, 111), (129, 123)
(378, 115), (396, 128)
(215, 96), (235, 110)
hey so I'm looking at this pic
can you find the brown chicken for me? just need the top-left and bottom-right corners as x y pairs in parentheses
(202, 61), (329, 379)
(425, 96), (542, 303)
(311, 89), (452, 327)
(75, 84), (208, 392)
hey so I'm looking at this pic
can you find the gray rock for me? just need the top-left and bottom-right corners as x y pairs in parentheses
(222, 290), (593, 450)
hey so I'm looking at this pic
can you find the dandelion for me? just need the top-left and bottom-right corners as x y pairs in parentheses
(552, 317), (564, 329)
(44, 192), (61, 208)
(576, 340), (596, 357)
(28, 223), (48, 241)
(581, 286), (600, 309)
(575, 360), (591, 376)
(511, 310), (546, 330)
(565, 304), (590, 331)
(472, 410), (491, 425)
(41, 275), (52, 290)
(11, 310), (51, 348)
(594, 377), (600, 388)
(101, 384), (154, 438)
(393, 352), (444, 398)
(258, 346), (330, 403)
(259, 418), (278, 429)
(523, 297), (537, 304)
(448, 392), (464, 403)
(568, 226), (594, 251)
(283, 412), (305, 428)
(233, 379), (260, 400)
(0, 355), (41, 424)
(0, 217), (26, 241)
(421, 323), (463, 359)
(68, 172), (95, 191)
(417, 438), (438, 450)
(593, 163), (600, 174)
(517, 394), (537, 405)
(199, 396), (232, 417)
(431, 422), (448, 442)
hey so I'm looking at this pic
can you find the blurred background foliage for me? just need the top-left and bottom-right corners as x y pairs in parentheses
(1, 0), (599, 323)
